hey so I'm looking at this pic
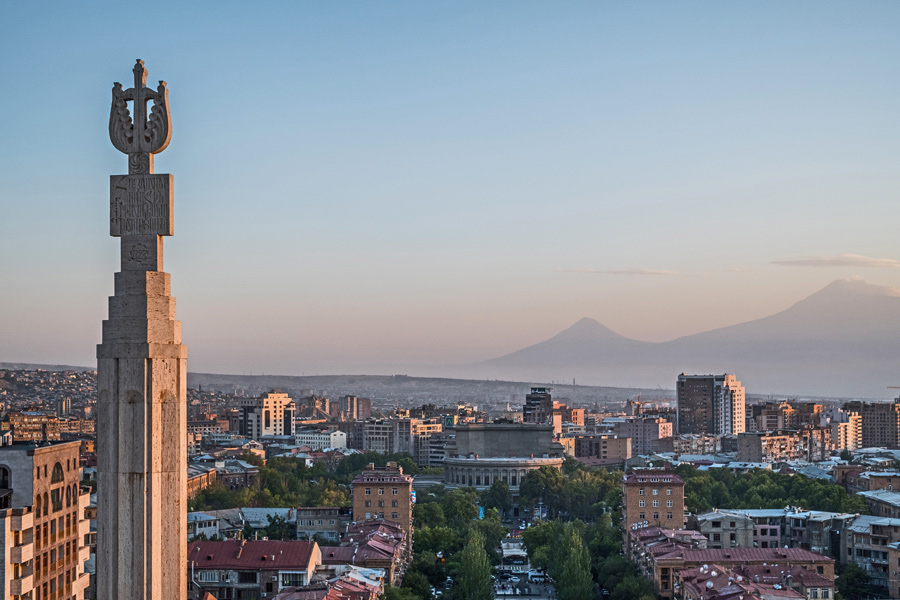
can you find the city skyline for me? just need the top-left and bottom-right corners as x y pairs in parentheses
(3, 3), (900, 379)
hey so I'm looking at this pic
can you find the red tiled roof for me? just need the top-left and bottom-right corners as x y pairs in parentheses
(661, 547), (833, 563)
(188, 540), (316, 570)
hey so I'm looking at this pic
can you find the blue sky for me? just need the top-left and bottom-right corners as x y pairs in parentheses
(3, 2), (900, 375)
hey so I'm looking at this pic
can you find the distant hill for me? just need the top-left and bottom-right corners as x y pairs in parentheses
(450, 279), (900, 398)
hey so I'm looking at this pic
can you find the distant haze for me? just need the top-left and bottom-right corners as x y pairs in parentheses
(436, 279), (900, 399)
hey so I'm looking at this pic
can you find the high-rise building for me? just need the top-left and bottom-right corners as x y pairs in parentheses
(844, 399), (900, 449)
(0, 440), (91, 600)
(832, 413), (862, 452)
(676, 374), (745, 436)
(237, 392), (297, 440)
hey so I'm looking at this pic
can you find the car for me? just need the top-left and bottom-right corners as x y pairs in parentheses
(509, 577), (520, 583)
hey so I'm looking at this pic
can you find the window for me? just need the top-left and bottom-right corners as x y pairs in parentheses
(639, 513), (645, 520)
(666, 489), (672, 495)
(365, 488), (370, 495)
(378, 489), (384, 495)
(652, 500), (659, 507)
(653, 513), (659, 520)
(652, 489), (658, 495)
(811, 591), (818, 599)
(392, 500), (398, 507)
(667, 513), (673, 520)
(392, 512), (398, 520)
(823, 591), (830, 598)
(393, 488), (398, 495)
(667, 501), (673, 507)
(730, 533), (736, 541)
(639, 489), (644, 495)
(378, 501), (384, 508)
(282, 573), (305, 587)
(199, 571), (219, 583)
(713, 533), (721, 542)
(712, 521), (721, 528)
(238, 571), (257, 584)
(639, 500), (645, 507)
(365, 500), (370, 507)
(816, 566), (824, 575)
(51, 463), (64, 484)
(729, 521), (736, 527)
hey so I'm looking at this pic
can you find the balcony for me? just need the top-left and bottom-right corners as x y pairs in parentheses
(78, 518), (90, 538)
(10, 511), (34, 532)
(9, 543), (34, 564)
(78, 544), (90, 563)
(72, 571), (90, 595)
(10, 572), (34, 596)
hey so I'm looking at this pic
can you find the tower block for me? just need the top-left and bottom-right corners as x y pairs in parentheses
(97, 59), (187, 600)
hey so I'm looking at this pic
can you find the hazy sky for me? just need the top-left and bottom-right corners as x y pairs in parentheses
(3, 2), (900, 376)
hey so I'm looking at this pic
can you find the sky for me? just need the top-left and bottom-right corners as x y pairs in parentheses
(3, 2), (900, 376)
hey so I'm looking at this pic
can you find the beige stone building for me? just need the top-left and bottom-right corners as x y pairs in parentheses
(0, 440), (90, 600)
(237, 392), (297, 440)
(351, 462), (413, 534)
(622, 469), (686, 532)
(831, 413), (862, 451)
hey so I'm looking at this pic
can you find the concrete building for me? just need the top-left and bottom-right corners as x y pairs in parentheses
(569, 434), (632, 466)
(623, 469), (686, 533)
(844, 399), (900, 449)
(295, 507), (352, 542)
(688, 510), (755, 549)
(677, 374), (745, 436)
(442, 424), (565, 506)
(0, 440), (91, 600)
(237, 392), (297, 440)
(831, 414), (862, 452)
(351, 462), (413, 535)
(295, 428), (347, 450)
(612, 417), (673, 455)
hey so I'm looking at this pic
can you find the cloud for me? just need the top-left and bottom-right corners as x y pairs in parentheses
(772, 254), (900, 268)
(559, 267), (679, 276)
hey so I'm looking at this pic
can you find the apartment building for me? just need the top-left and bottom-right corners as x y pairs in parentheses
(351, 462), (413, 534)
(677, 374), (745, 436)
(622, 469), (686, 533)
(236, 392), (297, 440)
(187, 539), (321, 600)
(0, 440), (91, 600)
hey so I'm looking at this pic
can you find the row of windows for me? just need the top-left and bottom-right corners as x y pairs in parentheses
(638, 512), (674, 521)
(638, 500), (674, 508)
(364, 512), (400, 520)
(638, 488), (673, 496)
(363, 488), (399, 495)
(364, 500), (399, 508)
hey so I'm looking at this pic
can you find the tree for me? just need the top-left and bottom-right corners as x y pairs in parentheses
(610, 575), (656, 600)
(557, 523), (593, 600)
(837, 562), (874, 600)
(441, 488), (478, 530)
(402, 570), (432, 600)
(840, 449), (853, 462)
(382, 585), (422, 600)
(457, 531), (492, 600)
(480, 480), (512, 517)
(263, 514), (294, 540)
(414, 502), (446, 528)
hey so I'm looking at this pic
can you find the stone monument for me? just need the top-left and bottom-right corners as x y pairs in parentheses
(97, 59), (187, 600)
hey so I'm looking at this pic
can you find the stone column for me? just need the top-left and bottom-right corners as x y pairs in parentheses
(97, 60), (186, 600)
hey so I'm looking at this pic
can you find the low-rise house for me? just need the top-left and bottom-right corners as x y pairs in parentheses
(296, 507), (352, 542)
(187, 539), (322, 600)
(188, 512), (220, 541)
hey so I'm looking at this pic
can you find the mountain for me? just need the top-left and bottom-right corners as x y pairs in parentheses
(450, 279), (900, 398)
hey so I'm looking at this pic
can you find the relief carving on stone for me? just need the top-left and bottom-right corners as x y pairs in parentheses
(109, 59), (171, 174)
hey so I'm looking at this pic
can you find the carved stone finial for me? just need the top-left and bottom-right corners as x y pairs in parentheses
(109, 59), (172, 174)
